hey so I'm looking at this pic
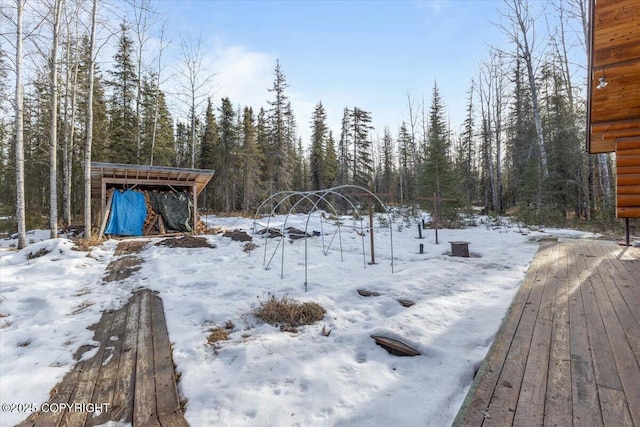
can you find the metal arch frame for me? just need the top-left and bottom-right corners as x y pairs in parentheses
(252, 185), (395, 291)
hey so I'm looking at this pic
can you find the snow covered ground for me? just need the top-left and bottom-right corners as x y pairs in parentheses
(0, 213), (602, 426)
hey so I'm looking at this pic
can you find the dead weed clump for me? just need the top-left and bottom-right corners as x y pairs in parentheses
(207, 327), (230, 345)
(254, 294), (326, 332)
(72, 235), (105, 251)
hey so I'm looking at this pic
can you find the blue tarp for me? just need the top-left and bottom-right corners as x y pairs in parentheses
(104, 190), (147, 236)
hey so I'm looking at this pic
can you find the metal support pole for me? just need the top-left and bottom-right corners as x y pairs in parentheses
(369, 201), (375, 264)
(626, 218), (630, 247)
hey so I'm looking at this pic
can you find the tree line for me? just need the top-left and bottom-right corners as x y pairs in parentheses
(0, 0), (614, 249)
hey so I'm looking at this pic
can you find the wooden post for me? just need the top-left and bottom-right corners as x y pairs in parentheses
(434, 192), (439, 244)
(418, 223), (423, 239)
(417, 193), (455, 245)
(369, 201), (375, 264)
(351, 191), (394, 265)
(192, 184), (198, 235)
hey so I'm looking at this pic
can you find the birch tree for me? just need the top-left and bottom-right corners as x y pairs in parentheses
(178, 32), (213, 169)
(48, 0), (64, 239)
(14, 0), (27, 248)
(499, 0), (549, 178)
(83, 0), (97, 238)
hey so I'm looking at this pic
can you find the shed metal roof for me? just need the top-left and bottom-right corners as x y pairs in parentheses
(90, 162), (215, 197)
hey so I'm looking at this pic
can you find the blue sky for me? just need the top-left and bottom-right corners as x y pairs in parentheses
(160, 0), (507, 143)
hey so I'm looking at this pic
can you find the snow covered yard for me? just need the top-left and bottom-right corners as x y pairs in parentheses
(0, 215), (599, 426)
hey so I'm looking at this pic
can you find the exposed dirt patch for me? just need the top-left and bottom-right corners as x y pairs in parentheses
(114, 240), (149, 255)
(103, 255), (143, 282)
(27, 248), (50, 260)
(223, 229), (252, 242)
(156, 235), (216, 248)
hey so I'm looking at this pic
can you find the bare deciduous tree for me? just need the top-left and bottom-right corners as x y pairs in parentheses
(177, 32), (214, 169)
(48, 0), (64, 239)
(499, 0), (549, 178)
(83, 0), (97, 238)
(13, 0), (27, 249)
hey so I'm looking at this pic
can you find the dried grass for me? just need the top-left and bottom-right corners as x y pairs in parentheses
(254, 294), (326, 330)
(207, 327), (230, 345)
(72, 235), (105, 251)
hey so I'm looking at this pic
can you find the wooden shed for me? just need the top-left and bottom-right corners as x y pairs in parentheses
(91, 162), (214, 237)
(587, 0), (640, 243)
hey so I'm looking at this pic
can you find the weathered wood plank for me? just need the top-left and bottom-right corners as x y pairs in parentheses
(598, 386), (634, 427)
(568, 243), (604, 427)
(151, 296), (186, 422)
(63, 310), (116, 426)
(512, 243), (558, 426)
(16, 362), (85, 427)
(455, 240), (640, 427)
(134, 291), (161, 427)
(483, 243), (554, 425)
(585, 244), (640, 426)
(543, 243), (573, 427)
(85, 304), (128, 426)
(453, 243), (552, 426)
(111, 293), (140, 424)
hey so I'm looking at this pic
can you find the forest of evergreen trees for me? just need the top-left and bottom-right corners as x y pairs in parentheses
(0, 0), (618, 248)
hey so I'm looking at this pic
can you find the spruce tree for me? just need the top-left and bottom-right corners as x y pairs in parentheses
(266, 59), (292, 191)
(241, 106), (262, 214)
(381, 126), (394, 195)
(420, 82), (460, 218)
(338, 107), (351, 186)
(456, 83), (477, 208)
(107, 22), (138, 163)
(323, 131), (338, 189)
(397, 122), (414, 203)
(309, 101), (327, 190)
(350, 107), (374, 188)
(218, 97), (237, 212)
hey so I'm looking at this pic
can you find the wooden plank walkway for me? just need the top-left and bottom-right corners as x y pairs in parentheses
(103, 240), (148, 283)
(454, 240), (640, 427)
(18, 288), (188, 427)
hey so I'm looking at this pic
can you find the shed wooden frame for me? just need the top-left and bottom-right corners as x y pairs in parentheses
(90, 162), (214, 237)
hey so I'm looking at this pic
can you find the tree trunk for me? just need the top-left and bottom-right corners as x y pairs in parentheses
(84, 0), (98, 238)
(14, 0), (27, 249)
(49, 0), (64, 239)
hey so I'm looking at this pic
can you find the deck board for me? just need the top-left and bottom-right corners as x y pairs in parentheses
(454, 240), (640, 427)
(17, 289), (188, 427)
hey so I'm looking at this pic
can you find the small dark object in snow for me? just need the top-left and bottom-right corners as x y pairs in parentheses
(357, 289), (381, 297)
(256, 228), (283, 238)
(156, 236), (215, 248)
(450, 241), (470, 257)
(27, 248), (50, 260)
(397, 299), (415, 307)
(223, 229), (252, 242)
(371, 335), (421, 356)
(285, 227), (312, 240)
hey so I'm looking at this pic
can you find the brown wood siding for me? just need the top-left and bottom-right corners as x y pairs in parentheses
(588, 0), (640, 155)
(617, 143), (640, 218)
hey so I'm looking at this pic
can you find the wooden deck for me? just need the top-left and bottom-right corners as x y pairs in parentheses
(454, 240), (640, 426)
(18, 289), (188, 427)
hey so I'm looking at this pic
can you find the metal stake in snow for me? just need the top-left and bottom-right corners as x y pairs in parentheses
(350, 191), (394, 265)
(420, 192), (455, 244)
